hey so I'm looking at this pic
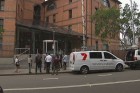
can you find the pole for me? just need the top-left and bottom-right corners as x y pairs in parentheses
(81, 0), (86, 50)
(130, 0), (135, 45)
(53, 30), (55, 55)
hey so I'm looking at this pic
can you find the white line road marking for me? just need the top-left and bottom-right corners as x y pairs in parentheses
(4, 79), (140, 91)
(98, 74), (112, 77)
(43, 78), (59, 80)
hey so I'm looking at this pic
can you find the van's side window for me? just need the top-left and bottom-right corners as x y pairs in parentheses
(104, 52), (116, 59)
(90, 52), (102, 59)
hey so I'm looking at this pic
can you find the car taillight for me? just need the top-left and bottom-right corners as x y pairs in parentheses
(133, 57), (137, 61)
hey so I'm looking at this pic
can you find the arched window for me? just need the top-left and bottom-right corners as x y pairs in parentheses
(102, 0), (110, 7)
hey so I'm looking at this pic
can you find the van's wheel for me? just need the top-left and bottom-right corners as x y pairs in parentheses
(116, 64), (123, 72)
(80, 66), (89, 74)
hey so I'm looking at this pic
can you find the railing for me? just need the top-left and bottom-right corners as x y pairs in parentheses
(14, 48), (30, 61)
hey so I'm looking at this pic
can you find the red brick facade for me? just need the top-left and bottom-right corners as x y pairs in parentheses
(45, 0), (121, 50)
(0, 0), (121, 57)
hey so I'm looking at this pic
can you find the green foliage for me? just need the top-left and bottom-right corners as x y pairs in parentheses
(91, 1), (140, 49)
(120, 2), (140, 46)
(91, 7), (120, 41)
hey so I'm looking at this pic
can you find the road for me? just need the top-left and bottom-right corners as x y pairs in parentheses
(0, 69), (140, 93)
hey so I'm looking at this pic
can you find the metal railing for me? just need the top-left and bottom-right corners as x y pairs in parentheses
(14, 48), (30, 61)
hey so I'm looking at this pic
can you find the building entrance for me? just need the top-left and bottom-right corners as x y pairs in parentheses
(43, 40), (58, 55)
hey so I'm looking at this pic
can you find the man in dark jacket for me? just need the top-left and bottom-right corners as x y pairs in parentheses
(35, 53), (42, 74)
(52, 54), (60, 75)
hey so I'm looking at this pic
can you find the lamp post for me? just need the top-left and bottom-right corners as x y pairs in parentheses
(53, 30), (55, 55)
(130, 0), (135, 45)
(50, 27), (56, 55)
(81, 0), (86, 50)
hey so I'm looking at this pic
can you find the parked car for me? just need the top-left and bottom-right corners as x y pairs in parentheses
(69, 51), (125, 74)
(125, 49), (140, 69)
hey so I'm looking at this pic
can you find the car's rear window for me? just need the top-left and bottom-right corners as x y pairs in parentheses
(126, 50), (135, 61)
(138, 50), (140, 55)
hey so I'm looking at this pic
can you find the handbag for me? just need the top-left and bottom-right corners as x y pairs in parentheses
(16, 61), (20, 66)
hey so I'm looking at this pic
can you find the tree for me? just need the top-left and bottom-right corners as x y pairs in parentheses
(91, 7), (120, 41)
(91, 2), (140, 49)
(120, 2), (140, 48)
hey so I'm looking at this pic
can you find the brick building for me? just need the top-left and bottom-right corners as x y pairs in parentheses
(0, 0), (121, 57)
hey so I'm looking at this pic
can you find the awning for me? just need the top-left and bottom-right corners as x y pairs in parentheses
(16, 21), (83, 37)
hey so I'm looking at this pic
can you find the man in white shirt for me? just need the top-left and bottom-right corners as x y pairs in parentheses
(62, 54), (68, 70)
(45, 53), (52, 74)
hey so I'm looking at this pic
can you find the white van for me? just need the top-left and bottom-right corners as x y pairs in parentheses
(69, 51), (125, 74)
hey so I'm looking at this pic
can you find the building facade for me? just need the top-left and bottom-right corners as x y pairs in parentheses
(43, 0), (121, 51)
(0, 0), (121, 57)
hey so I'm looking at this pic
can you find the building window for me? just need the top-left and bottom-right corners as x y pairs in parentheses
(102, 0), (110, 7)
(53, 14), (56, 23)
(69, 0), (72, 3)
(68, 25), (72, 31)
(0, 0), (4, 11)
(33, 5), (41, 25)
(47, 1), (56, 10)
(95, 7), (98, 11)
(95, 41), (98, 50)
(103, 43), (109, 51)
(69, 9), (72, 19)
(0, 19), (3, 50)
(0, 36), (2, 50)
(46, 16), (49, 23)
(0, 19), (3, 30)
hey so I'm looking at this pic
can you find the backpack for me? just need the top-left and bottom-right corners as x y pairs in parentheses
(54, 57), (59, 63)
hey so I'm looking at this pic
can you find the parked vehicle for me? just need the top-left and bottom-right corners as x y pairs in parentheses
(125, 49), (140, 69)
(69, 51), (125, 74)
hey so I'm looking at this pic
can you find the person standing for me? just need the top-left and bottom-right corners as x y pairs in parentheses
(52, 54), (59, 75)
(14, 56), (20, 73)
(28, 54), (32, 74)
(45, 53), (52, 74)
(0, 86), (3, 93)
(35, 53), (42, 74)
(62, 54), (68, 70)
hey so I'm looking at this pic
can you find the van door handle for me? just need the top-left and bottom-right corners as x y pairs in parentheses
(104, 60), (107, 61)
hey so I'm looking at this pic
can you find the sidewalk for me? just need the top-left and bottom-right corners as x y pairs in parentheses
(0, 68), (71, 76)
(0, 60), (71, 76)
